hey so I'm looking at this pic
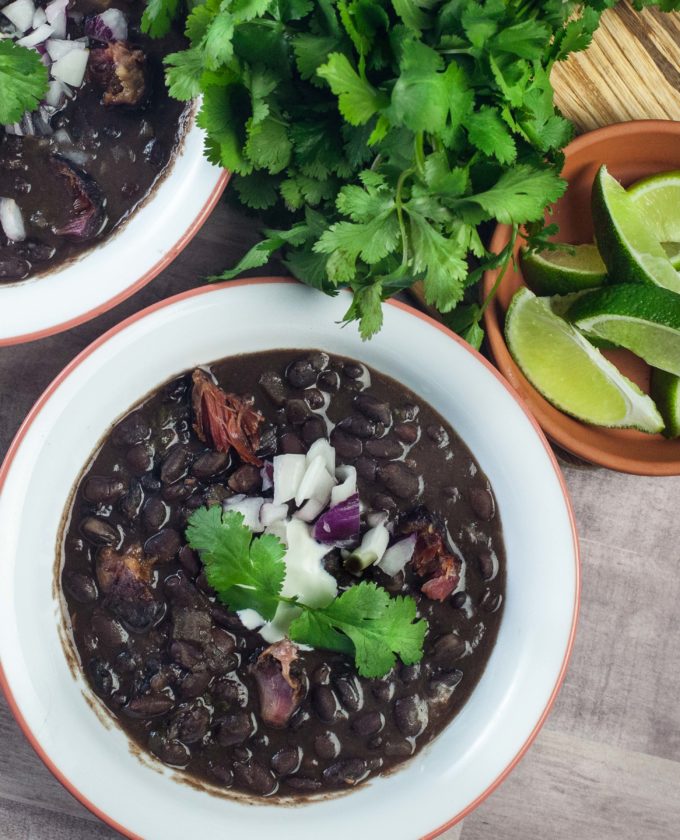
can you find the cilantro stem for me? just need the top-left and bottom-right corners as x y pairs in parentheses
(395, 167), (414, 268)
(414, 132), (426, 178)
(477, 224), (519, 321)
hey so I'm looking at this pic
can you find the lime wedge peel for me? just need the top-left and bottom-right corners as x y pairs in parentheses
(567, 285), (680, 377)
(662, 242), (680, 270)
(628, 170), (680, 244)
(520, 244), (607, 296)
(505, 288), (664, 434)
(592, 166), (680, 294)
(650, 369), (680, 439)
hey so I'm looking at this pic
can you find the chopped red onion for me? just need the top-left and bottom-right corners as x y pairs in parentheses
(0, 197), (27, 242)
(273, 454), (306, 505)
(51, 48), (89, 87)
(223, 494), (265, 533)
(312, 493), (360, 543)
(294, 498), (324, 523)
(84, 8), (127, 42)
(2, 0), (36, 34)
(17, 21), (53, 47)
(46, 38), (87, 62)
(378, 534), (417, 577)
(260, 502), (288, 528)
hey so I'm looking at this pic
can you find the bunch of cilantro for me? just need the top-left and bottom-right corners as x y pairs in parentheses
(141, 0), (680, 342)
(186, 506), (428, 678)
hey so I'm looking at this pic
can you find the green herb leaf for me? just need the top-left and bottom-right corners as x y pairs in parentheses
(141, 0), (181, 38)
(317, 53), (385, 125)
(0, 41), (49, 126)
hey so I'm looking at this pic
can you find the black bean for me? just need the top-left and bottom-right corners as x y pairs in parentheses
(172, 608), (212, 643)
(209, 764), (234, 786)
(228, 464), (262, 494)
(163, 376), (188, 403)
(83, 476), (127, 504)
(145, 528), (181, 562)
(162, 479), (196, 503)
(233, 761), (277, 796)
(170, 640), (202, 669)
(330, 428), (362, 459)
(171, 705), (211, 744)
(196, 569), (216, 596)
(124, 693), (175, 718)
(343, 363), (364, 380)
(271, 746), (301, 776)
(285, 776), (322, 792)
(312, 685), (340, 723)
(400, 663), (421, 683)
(393, 422), (418, 444)
(309, 352), (329, 371)
(259, 370), (286, 406)
(0, 255), (29, 280)
(334, 676), (363, 712)
(431, 633), (466, 669)
(312, 664), (331, 685)
(113, 413), (150, 447)
(210, 605), (243, 631)
(354, 394), (391, 425)
(286, 399), (312, 425)
(92, 611), (127, 648)
(88, 658), (114, 697)
(289, 708), (311, 731)
(115, 650), (138, 674)
(365, 436), (402, 460)
(352, 712), (384, 738)
(314, 731), (340, 759)
(63, 571), (97, 604)
(305, 388), (325, 410)
(322, 758), (368, 787)
(470, 487), (495, 521)
(371, 681), (395, 703)
(160, 445), (191, 484)
(480, 589), (503, 613)
(191, 451), (230, 479)
(179, 669), (212, 699)
(318, 370), (340, 392)
(428, 670), (463, 703)
(451, 591), (468, 609)
(149, 732), (190, 766)
(372, 493), (396, 512)
(119, 480), (143, 521)
(355, 455), (377, 482)
(178, 545), (200, 578)
(394, 404), (419, 422)
(338, 414), (375, 439)
(278, 431), (306, 454)
(286, 359), (316, 389)
(426, 424), (450, 448)
(383, 738), (414, 758)
(478, 550), (495, 580)
(141, 474), (162, 493)
(164, 572), (201, 608)
(212, 675), (249, 707)
(377, 462), (419, 499)
(142, 497), (167, 532)
(256, 426), (278, 458)
(15, 238), (55, 262)
(80, 516), (118, 546)
(302, 416), (326, 445)
(393, 696), (428, 737)
(126, 443), (153, 474)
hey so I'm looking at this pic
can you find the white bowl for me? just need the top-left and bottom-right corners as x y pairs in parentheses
(0, 280), (579, 839)
(0, 116), (228, 346)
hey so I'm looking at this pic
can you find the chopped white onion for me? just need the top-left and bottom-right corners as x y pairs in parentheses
(85, 8), (127, 42)
(17, 21), (53, 47)
(223, 494), (265, 533)
(272, 454), (306, 505)
(294, 498), (324, 523)
(0, 197), (26, 242)
(59, 148), (90, 166)
(378, 534), (417, 577)
(346, 523), (390, 573)
(366, 510), (389, 529)
(306, 438), (335, 475)
(52, 126), (72, 145)
(1, 0), (36, 34)
(51, 47), (89, 87)
(46, 38), (86, 61)
(44, 78), (68, 107)
(45, 0), (67, 36)
(331, 465), (357, 507)
(32, 6), (46, 27)
(295, 455), (335, 508)
(259, 502), (288, 528)
(237, 609), (265, 630)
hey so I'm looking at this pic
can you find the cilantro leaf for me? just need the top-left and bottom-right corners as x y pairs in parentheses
(186, 507), (286, 620)
(464, 106), (516, 165)
(466, 165), (567, 225)
(317, 53), (386, 125)
(0, 41), (49, 126)
(141, 0), (181, 38)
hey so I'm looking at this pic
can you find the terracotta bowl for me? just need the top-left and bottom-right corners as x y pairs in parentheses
(483, 120), (680, 476)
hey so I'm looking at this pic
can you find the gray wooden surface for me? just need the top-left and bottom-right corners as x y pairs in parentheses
(1, 203), (679, 840)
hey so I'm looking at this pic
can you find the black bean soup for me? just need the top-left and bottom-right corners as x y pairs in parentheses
(60, 350), (505, 799)
(0, 1), (188, 282)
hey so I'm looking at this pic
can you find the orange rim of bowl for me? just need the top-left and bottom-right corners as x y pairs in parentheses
(0, 169), (230, 348)
(0, 279), (581, 838)
(483, 119), (680, 476)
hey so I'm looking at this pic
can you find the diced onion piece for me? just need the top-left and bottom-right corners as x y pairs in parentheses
(295, 455), (335, 508)
(84, 8), (127, 42)
(378, 534), (417, 577)
(331, 465), (357, 507)
(0, 197), (26, 242)
(345, 523), (390, 574)
(260, 461), (274, 492)
(51, 47), (89, 87)
(1, 0), (36, 34)
(45, 0), (67, 36)
(52, 126), (72, 145)
(366, 510), (389, 529)
(32, 7), (46, 27)
(306, 438), (335, 475)
(46, 38), (87, 62)
(17, 21), (53, 47)
(260, 501), (288, 528)
(294, 498), (324, 523)
(273, 453), (306, 505)
(237, 609), (265, 630)
(223, 494), (265, 533)
(312, 493), (360, 544)
(44, 78), (68, 107)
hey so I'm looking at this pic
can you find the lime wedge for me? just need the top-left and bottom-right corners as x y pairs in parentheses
(567, 284), (680, 376)
(591, 166), (680, 293)
(662, 242), (680, 270)
(520, 245), (607, 295)
(650, 369), (680, 438)
(505, 288), (664, 433)
(628, 170), (680, 244)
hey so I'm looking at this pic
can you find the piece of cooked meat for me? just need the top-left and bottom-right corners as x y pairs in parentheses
(89, 41), (147, 106)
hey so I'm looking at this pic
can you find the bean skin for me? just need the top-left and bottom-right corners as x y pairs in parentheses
(83, 476), (127, 503)
(233, 761), (277, 796)
(271, 746), (301, 776)
(469, 486), (495, 521)
(330, 428), (362, 459)
(123, 694), (175, 719)
(354, 394), (391, 425)
(312, 685), (341, 723)
(80, 517), (118, 546)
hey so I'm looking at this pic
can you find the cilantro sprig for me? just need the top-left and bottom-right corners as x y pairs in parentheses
(145, 0), (680, 342)
(0, 40), (49, 126)
(186, 506), (428, 678)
